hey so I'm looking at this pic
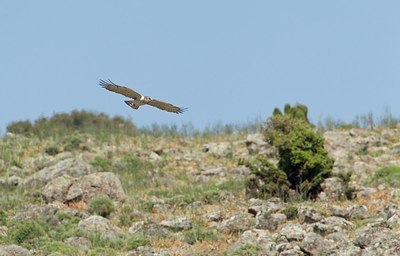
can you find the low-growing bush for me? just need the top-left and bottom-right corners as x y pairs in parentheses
(241, 155), (290, 200)
(184, 224), (217, 244)
(0, 209), (6, 225)
(231, 244), (263, 256)
(126, 235), (150, 249)
(9, 220), (45, 244)
(88, 196), (115, 218)
(283, 205), (298, 220)
(371, 165), (400, 187)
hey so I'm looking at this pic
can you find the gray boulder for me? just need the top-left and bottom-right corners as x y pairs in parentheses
(298, 206), (323, 224)
(279, 223), (306, 242)
(78, 215), (122, 241)
(41, 172), (126, 205)
(219, 213), (253, 234)
(231, 229), (277, 256)
(64, 237), (91, 250)
(255, 211), (286, 231)
(318, 177), (345, 201)
(300, 232), (333, 255)
(11, 204), (58, 222)
(23, 157), (97, 187)
(160, 217), (192, 231)
(0, 245), (32, 256)
(202, 142), (232, 158)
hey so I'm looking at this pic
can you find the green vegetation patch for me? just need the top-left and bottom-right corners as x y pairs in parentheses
(126, 235), (151, 249)
(41, 241), (80, 256)
(230, 244), (263, 256)
(9, 220), (45, 244)
(88, 195), (115, 218)
(371, 165), (400, 187)
(184, 225), (217, 244)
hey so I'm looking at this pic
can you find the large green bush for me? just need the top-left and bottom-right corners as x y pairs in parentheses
(264, 104), (334, 199)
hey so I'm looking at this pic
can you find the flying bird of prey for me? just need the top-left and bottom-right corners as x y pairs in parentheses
(100, 79), (187, 114)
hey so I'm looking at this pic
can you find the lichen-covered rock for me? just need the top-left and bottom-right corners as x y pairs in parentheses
(11, 204), (58, 222)
(78, 215), (122, 241)
(230, 229), (277, 256)
(41, 172), (126, 205)
(78, 172), (126, 204)
(300, 232), (333, 255)
(319, 177), (345, 201)
(0, 245), (32, 256)
(23, 157), (97, 187)
(279, 223), (306, 242)
(160, 217), (192, 231)
(219, 213), (253, 234)
(64, 237), (91, 250)
(202, 142), (232, 158)
(255, 211), (286, 231)
(298, 206), (323, 224)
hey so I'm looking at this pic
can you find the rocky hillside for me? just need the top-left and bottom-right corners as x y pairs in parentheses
(1, 127), (400, 255)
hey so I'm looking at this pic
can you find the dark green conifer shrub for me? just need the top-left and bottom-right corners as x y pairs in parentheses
(264, 104), (334, 199)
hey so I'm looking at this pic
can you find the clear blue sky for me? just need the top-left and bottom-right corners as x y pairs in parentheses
(1, 1), (399, 134)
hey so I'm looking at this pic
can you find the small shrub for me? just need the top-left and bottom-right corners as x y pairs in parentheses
(283, 206), (298, 220)
(126, 235), (150, 249)
(231, 244), (263, 256)
(45, 145), (60, 156)
(0, 209), (7, 225)
(91, 156), (113, 172)
(334, 171), (356, 200)
(184, 225), (217, 245)
(64, 135), (83, 152)
(41, 241), (80, 256)
(119, 205), (133, 227)
(88, 247), (119, 256)
(241, 155), (290, 200)
(9, 220), (45, 244)
(88, 196), (115, 217)
(371, 165), (400, 187)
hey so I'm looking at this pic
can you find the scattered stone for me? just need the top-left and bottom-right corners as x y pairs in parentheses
(160, 217), (192, 231)
(23, 157), (97, 187)
(11, 204), (58, 221)
(202, 142), (232, 158)
(231, 229), (277, 255)
(319, 177), (345, 201)
(128, 220), (172, 238)
(298, 205), (323, 224)
(300, 232), (333, 255)
(64, 237), (91, 250)
(0, 245), (32, 256)
(41, 172), (126, 205)
(329, 205), (350, 219)
(219, 213), (253, 234)
(279, 223), (306, 242)
(347, 204), (371, 220)
(255, 211), (286, 231)
(78, 215), (122, 241)
(204, 211), (224, 222)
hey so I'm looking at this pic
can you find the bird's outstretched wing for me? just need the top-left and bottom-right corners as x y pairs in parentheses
(147, 99), (187, 114)
(99, 79), (142, 100)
